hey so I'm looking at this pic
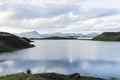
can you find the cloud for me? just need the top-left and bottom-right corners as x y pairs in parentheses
(2, 0), (80, 19)
(65, 14), (120, 33)
(0, 0), (120, 33)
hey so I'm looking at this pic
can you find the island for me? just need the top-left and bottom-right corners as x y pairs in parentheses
(0, 72), (105, 80)
(31, 36), (77, 40)
(92, 32), (120, 41)
(0, 32), (34, 51)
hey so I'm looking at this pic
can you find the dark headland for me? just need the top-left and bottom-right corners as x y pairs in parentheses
(0, 32), (34, 51)
(92, 32), (120, 41)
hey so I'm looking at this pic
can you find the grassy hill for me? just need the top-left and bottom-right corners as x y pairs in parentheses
(0, 72), (105, 80)
(92, 32), (120, 41)
(0, 32), (34, 51)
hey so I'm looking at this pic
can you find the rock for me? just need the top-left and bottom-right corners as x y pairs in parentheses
(38, 73), (64, 80)
(68, 73), (81, 79)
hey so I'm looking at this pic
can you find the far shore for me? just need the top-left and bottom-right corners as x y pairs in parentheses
(30, 38), (92, 40)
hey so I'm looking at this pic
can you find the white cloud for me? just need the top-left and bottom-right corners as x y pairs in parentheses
(65, 14), (120, 33)
(0, 10), (14, 23)
(0, 0), (119, 33)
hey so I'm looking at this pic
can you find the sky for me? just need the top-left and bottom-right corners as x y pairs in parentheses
(0, 0), (120, 33)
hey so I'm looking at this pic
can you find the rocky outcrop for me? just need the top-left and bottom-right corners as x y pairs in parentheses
(68, 73), (81, 79)
(37, 73), (64, 80)
(0, 32), (34, 51)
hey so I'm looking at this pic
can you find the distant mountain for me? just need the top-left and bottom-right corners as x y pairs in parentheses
(17, 31), (83, 38)
(46, 32), (83, 37)
(17, 31), (98, 38)
(92, 32), (120, 41)
(17, 31), (44, 38)
(84, 33), (99, 37)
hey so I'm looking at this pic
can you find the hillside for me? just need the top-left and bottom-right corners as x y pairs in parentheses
(92, 32), (120, 41)
(0, 72), (105, 80)
(0, 32), (34, 51)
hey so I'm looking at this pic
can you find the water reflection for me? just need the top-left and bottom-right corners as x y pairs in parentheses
(0, 59), (119, 78)
(0, 40), (120, 78)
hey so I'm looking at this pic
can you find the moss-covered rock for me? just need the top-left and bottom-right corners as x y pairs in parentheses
(92, 32), (120, 41)
(0, 32), (34, 51)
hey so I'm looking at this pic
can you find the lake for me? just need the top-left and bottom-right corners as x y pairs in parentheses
(0, 40), (120, 79)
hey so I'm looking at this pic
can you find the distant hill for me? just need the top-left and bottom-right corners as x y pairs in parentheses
(17, 31), (44, 38)
(17, 31), (83, 38)
(84, 33), (99, 37)
(92, 32), (120, 41)
(47, 32), (83, 37)
(17, 31), (98, 38)
(0, 32), (34, 51)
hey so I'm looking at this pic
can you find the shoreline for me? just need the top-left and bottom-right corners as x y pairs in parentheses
(30, 38), (92, 40)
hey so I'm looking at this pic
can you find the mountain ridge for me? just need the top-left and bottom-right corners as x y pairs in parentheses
(17, 31), (99, 38)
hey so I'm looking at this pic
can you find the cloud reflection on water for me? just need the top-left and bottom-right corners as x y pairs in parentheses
(0, 40), (120, 78)
(0, 59), (119, 78)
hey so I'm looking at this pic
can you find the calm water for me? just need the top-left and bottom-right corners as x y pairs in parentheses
(0, 40), (120, 78)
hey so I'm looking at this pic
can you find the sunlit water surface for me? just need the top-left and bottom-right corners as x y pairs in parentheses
(0, 40), (120, 79)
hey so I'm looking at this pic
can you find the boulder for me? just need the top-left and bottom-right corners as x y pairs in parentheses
(68, 73), (81, 79)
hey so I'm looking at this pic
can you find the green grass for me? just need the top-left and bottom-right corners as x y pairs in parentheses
(0, 73), (41, 80)
(0, 73), (105, 80)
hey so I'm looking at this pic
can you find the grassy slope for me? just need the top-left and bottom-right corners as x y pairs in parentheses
(0, 73), (105, 80)
(92, 32), (120, 41)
